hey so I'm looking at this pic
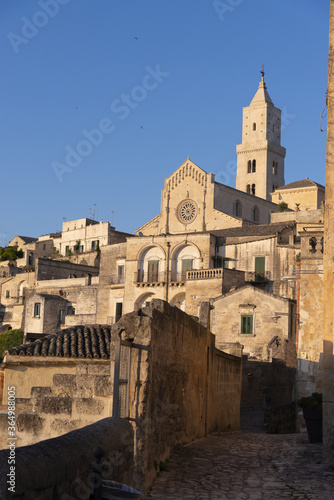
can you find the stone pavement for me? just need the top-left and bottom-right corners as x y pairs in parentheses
(144, 412), (334, 500)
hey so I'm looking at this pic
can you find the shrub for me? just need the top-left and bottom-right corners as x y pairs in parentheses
(278, 201), (288, 212)
(0, 329), (24, 358)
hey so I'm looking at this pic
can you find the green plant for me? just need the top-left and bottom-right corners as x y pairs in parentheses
(74, 240), (81, 253)
(298, 392), (322, 410)
(295, 252), (301, 263)
(0, 246), (23, 262)
(0, 329), (24, 358)
(278, 201), (288, 212)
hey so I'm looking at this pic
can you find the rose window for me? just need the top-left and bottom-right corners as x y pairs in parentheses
(178, 200), (197, 223)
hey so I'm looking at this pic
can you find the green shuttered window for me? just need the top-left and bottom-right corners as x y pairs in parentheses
(241, 315), (253, 334)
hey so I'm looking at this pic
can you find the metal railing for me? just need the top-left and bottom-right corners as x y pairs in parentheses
(135, 271), (167, 283)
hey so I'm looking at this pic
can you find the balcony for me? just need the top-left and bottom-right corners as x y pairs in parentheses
(245, 271), (271, 282)
(186, 269), (223, 280)
(135, 271), (167, 287)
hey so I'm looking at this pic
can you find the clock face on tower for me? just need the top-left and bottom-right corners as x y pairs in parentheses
(177, 199), (198, 224)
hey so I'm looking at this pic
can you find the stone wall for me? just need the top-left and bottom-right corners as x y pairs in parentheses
(241, 356), (296, 412)
(0, 358), (115, 449)
(116, 299), (242, 488)
(36, 258), (98, 281)
(0, 417), (134, 500)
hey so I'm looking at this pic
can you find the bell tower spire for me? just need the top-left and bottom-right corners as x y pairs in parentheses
(236, 70), (286, 201)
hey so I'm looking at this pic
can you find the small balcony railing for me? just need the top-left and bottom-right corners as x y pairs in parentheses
(135, 271), (167, 284)
(186, 269), (223, 280)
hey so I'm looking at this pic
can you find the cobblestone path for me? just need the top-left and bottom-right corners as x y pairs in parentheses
(144, 413), (334, 500)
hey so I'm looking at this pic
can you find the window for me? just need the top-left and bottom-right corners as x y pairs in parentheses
(115, 302), (123, 323)
(251, 207), (258, 222)
(247, 185), (251, 195)
(34, 302), (41, 318)
(181, 259), (193, 280)
(272, 161), (278, 175)
(247, 160), (252, 173)
(65, 245), (69, 255)
(147, 260), (159, 282)
(253, 123), (256, 131)
(251, 184), (256, 196)
(67, 306), (75, 316)
(252, 160), (256, 173)
(255, 256), (265, 281)
(234, 201), (241, 217)
(43, 244), (46, 251)
(59, 310), (65, 324)
(118, 265), (125, 283)
(241, 315), (253, 334)
(5, 290), (9, 298)
(91, 240), (100, 251)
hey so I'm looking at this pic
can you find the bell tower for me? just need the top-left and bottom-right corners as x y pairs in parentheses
(236, 69), (286, 201)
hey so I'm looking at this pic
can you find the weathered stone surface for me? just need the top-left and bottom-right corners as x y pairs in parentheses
(146, 414), (334, 499)
(34, 397), (72, 415)
(0, 417), (134, 499)
(88, 364), (111, 375)
(50, 418), (86, 434)
(94, 376), (113, 397)
(16, 413), (44, 433)
(75, 398), (105, 415)
(30, 386), (52, 398)
(53, 374), (77, 388)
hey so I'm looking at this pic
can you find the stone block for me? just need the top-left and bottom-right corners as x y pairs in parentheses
(88, 364), (111, 375)
(74, 375), (95, 398)
(94, 376), (113, 397)
(75, 398), (105, 415)
(16, 413), (44, 433)
(34, 397), (72, 415)
(53, 374), (77, 388)
(50, 418), (85, 434)
(76, 364), (88, 375)
(31, 386), (52, 398)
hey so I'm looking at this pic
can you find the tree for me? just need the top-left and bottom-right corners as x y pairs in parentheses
(0, 329), (24, 359)
(0, 246), (23, 261)
(278, 201), (288, 212)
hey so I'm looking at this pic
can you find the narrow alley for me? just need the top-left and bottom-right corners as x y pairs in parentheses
(144, 412), (334, 500)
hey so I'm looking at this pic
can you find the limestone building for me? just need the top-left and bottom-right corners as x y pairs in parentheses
(236, 71), (286, 200)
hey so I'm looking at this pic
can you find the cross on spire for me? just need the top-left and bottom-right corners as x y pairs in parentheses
(261, 64), (265, 78)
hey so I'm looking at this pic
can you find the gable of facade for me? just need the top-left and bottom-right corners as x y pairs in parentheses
(210, 284), (296, 363)
(136, 158), (279, 237)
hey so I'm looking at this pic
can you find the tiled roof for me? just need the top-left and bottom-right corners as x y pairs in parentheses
(17, 236), (38, 244)
(5, 325), (112, 359)
(211, 221), (295, 238)
(277, 179), (325, 190)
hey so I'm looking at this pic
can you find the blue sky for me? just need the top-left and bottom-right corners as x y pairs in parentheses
(0, 0), (330, 242)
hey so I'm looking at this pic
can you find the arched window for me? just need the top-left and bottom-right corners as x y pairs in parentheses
(252, 160), (256, 173)
(247, 184), (251, 194)
(247, 160), (252, 173)
(251, 184), (256, 196)
(251, 206), (258, 222)
(234, 201), (241, 217)
(272, 161), (278, 175)
(253, 123), (256, 131)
